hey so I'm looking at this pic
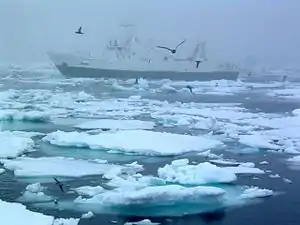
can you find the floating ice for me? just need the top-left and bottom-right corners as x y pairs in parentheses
(43, 130), (223, 156)
(0, 109), (50, 122)
(125, 219), (160, 225)
(0, 199), (54, 225)
(240, 187), (274, 199)
(74, 119), (155, 130)
(259, 161), (269, 165)
(26, 183), (44, 193)
(74, 185), (225, 207)
(74, 186), (105, 197)
(283, 178), (292, 183)
(225, 165), (264, 174)
(287, 155), (300, 164)
(18, 191), (53, 203)
(81, 211), (94, 219)
(0, 131), (35, 158)
(0, 168), (5, 174)
(158, 159), (237, 185)
(107, 175), (166, 191)
(269, 174), (280, 178)
(0, 157), (134, 178)
(18, 183), (53, 203)
(53, 218), (80, 225)
(197, 150), (223, 159)
(238, 134), (280, 150)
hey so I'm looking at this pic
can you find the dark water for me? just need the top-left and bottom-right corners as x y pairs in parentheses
(0, 72), (300, 225)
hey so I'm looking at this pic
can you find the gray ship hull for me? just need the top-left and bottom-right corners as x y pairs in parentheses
(55, 62), (239, 81)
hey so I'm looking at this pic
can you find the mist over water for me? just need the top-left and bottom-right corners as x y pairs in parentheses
(1, 0), (300, 69)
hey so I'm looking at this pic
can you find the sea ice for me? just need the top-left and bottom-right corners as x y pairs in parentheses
(0, 109), (50, 122)
(18, 183), (53, 203)
(0, 168), (5, 174)
(158, 160), (237, 185)
(240, 187), (274, 199)
(0, 157), (136, 178)
(74, 185), (225, 206)
(81, 211), (94, 219)
(125, 219), (160, 225)
(0, 131), (35, 158)
(74, 186), (105, 197)
(238, 134), (280, 150)
(26, 183), (44, 193)
(43, 130), (223, 156)
(0, 199), (54, 225)
(74, 119), (155, 130)
(53, 218), (80, 225)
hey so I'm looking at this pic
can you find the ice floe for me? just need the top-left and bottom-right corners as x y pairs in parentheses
(158, 159), (264, 186)
(125, 219), (160, 225)
(0, 157), (139, 178)
(0, 131), (35, 158)
(74, 119), (155, 130)
(157, 159), (237, 185)
(0, 109), (50, 122)
(74, 185), (225, 206)
(0, 199), (54, 225)
(0, 168), (5, 174)
(81, 211), (94, 219)
(43, 130), (223, 156)
(74, 186), (105, 197)
(18, 183), (53, 203)
(52, 218), (80, 225)
(240, 187), (274, 199)
(238, 134), (281, 150)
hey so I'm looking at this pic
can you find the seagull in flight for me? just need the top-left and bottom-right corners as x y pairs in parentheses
(75, 26), (84, 35)
(156, 40), (186, 54)
(53, 177), (65, 193)
(186, 85), (193, 93)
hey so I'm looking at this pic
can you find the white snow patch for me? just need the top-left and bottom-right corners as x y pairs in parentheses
(74, 186), (105, 197)
(238, 134), (280, 150)
(43, 130), (223, 156)
(0, 131), (35, 158)
(74, 185), (225, 206)
(53, 218), (80, 225)
(81, 211), (94, 219)
(225, 165), (265, 174)
(0, 110), (50, 122)
(75, 119), (155, 130)
(283, 178), (292, 183)
(197, 150), (223, 159)
(292, 109), (300, 116)
(125, 219), (160, 225)
(158, 160), (237, 185)
(269, 174), (280, 178)
(259, 161), (269, 165)
(26, 183), (44, 193)
(0, 199), (54, 225)
(0, 157), (133, 178)
(240, 187), (274, 199)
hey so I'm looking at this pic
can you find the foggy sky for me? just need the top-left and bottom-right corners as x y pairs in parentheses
(0, 0), (299, 69)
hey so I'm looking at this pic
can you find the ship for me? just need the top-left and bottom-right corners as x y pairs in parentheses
(48, 35), (239, 81)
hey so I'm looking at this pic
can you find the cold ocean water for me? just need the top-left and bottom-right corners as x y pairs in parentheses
(0, 65), (300, 225)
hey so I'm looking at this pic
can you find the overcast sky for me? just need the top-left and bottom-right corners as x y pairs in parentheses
(0, 0), (299, 69)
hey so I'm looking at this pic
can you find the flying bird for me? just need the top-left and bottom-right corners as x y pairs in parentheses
(53, 177), (65, 193)
(282, 75), (287, 82)
(156, 40), (186, 54)
(186, 85), (193, 93)
(75, 26), (83, 35)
